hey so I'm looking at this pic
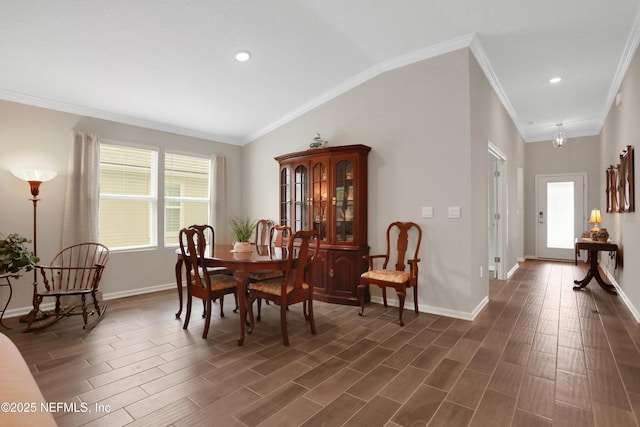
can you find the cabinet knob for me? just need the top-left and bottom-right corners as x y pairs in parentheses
(332, 197), (337, 206)
(329, 268), (334, 277)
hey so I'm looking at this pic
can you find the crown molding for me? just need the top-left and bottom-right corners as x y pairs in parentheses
(468, 35), (528, 141)
(244, 34), (476, 144)
(601, 6), (640, 122)
(0, 88), (241, 145)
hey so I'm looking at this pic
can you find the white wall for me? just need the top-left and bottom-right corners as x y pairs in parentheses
(600, 42), (640, 319)
(0, 100), (243, 313)
(244, 48), (524, 319)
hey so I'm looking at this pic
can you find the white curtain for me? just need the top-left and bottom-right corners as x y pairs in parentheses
(61, 131), (100, 247)
(211, 155), (230, 244)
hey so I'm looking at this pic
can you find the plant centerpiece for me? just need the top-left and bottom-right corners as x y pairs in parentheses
(229, 218), (257, 253)
(0, 233), (39, 276)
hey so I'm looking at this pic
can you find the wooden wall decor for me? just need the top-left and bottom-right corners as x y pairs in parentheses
(606, 165), (618, 213)
(619, 145), (634, 212)
(607, 145), (634, 213)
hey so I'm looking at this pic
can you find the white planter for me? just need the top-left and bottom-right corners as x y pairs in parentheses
(233, 241), (252, 252)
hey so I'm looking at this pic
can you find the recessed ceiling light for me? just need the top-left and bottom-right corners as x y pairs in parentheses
(235, 51), (251, 62)
(549, 77), (562, 84)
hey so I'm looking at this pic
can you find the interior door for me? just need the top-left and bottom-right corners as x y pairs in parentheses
(537, 174), (585, 260)
(488, 143), (507, 279)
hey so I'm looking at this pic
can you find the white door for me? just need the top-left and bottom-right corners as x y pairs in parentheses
(536, 174), (585, 260)
(488, 143), (507, 279)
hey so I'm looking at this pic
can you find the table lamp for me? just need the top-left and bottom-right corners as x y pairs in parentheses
(588, 208), (602, 239)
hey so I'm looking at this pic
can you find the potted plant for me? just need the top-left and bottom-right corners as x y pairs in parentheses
(0, 233), (39, 276)
(229, 218), (257, 252)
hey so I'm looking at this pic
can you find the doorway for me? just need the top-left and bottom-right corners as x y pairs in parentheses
(488, 143), (507, 279)
(536, 174), (586, 260)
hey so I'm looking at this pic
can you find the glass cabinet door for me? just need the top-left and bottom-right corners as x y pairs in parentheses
(334, 160), (354, 242)
(293, 164), (308, 232)
(279, 167), (290, 227)
(312, 161), (328, 241)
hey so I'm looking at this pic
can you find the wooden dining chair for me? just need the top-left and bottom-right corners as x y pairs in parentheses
(249, 224), (291, 281)
(247, 229), (319, 346)
(250, 225), (292, 312)
(25, 242), (109, 331)
(188, 224), (237, 317)
(179, 227), (237, 339)
(254, 219), (275, 246)
(358, 221), (422, 326)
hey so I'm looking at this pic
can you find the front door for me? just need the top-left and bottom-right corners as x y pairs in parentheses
(536, 174), (585, 260)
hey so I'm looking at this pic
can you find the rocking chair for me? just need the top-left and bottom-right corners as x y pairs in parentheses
(25, 242), (109, 331)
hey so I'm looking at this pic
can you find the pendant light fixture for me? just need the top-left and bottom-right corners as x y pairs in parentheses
(552, 123), (567, 148)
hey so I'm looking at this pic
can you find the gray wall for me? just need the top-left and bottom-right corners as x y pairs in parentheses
(243, 48), (525, 318)
(600, 42), (640, 318)
(0, 100), (243, 311)
(524, 135), (601, 258)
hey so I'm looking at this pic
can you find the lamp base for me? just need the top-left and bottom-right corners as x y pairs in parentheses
(590, 226), (600, 240)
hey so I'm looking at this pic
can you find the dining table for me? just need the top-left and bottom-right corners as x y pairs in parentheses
(175, 243), (287, 345)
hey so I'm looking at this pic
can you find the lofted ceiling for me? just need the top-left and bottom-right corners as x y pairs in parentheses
(1, 0), (639, 146)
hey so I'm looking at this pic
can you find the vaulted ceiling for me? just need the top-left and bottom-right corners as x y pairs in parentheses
(1, 1), (639, 145)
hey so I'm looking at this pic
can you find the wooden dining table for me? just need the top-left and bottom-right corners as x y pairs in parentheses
(175, 244), (287, 345)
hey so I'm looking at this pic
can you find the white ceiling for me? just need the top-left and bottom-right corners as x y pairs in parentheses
(1, 0), (639, 145)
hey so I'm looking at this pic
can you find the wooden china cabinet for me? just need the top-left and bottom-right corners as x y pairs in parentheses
(275, 144), (371, 305)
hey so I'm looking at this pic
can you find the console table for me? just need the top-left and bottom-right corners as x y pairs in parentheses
(573, 238), (618, 294)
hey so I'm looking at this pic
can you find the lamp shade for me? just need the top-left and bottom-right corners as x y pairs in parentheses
(11, 169), (57, 182)
(588, 209), (602, 224)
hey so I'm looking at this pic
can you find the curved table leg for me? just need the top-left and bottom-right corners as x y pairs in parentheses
(234, 270), (250, 346)
(573, 249), (617, 294)
(175, 257), (184, 319)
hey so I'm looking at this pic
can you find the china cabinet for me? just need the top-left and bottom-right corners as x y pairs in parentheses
(275, 144), (371, 305)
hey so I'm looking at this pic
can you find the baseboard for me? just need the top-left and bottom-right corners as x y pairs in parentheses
(370, 295), (489, 321)
(102, 283), (176, 301)
(507, 263), (519, 279)
(2, 282), (178, 320)
(603, 269), (640, 323)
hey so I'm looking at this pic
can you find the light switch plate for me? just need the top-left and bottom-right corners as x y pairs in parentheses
(448, 206), (461, 218)
(421, 207), (433, 218)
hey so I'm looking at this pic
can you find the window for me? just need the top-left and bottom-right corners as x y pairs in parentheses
(164, 153), (211, 246)
(99, 144), (158, 250)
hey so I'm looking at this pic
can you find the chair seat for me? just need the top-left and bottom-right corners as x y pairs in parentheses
(361, 269), (410, 284)
(249, 269), (285, 281)
(249, 279), (309, 296)
(204, 274), (237, 291)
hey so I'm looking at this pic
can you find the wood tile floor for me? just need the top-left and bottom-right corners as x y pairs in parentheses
(3, 259), (640, 426)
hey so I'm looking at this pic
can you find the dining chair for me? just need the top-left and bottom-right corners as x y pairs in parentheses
(25, 242), (109, 331)
(249, 224), (291, 281)
(247, 229), (319, 346)
(250, 225), (292, 312)
(358, 221), (422, 326)
(188, 224), (237, 317)
(179, 227), (237, 338)
(254, 219), (275, 246)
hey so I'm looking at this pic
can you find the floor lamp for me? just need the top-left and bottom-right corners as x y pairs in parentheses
(12, 169), (57, 322)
